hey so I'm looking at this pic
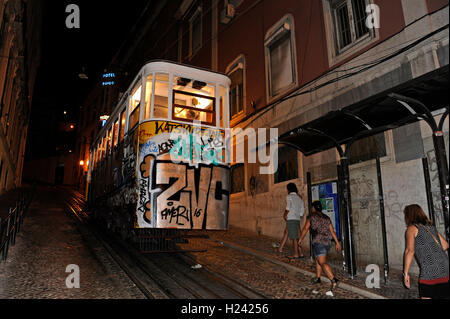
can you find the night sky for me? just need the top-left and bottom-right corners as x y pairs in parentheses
(26, 0), (149, 160)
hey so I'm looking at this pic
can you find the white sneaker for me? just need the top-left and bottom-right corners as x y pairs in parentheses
(191, 264), (203, 269)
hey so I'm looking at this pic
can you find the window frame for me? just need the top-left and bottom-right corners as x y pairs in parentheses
(264, 14), (298, 102)
(226, 55), (246, 125)
(189, 7), (203, 59)
(172, 89), (216, 126)
(322, 0), (379, 66)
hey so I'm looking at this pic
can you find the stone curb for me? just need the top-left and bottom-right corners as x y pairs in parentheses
(211, 238), (387, 300)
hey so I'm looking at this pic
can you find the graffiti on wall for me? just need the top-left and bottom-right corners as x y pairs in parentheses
(424, 132), (449, 230)
(135, 121), (229, 229)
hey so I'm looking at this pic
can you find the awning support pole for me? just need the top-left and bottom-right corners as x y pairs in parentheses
(303, 128), (357, 278)
(341, 145), (357, 278)
(376, 156), (389, 283)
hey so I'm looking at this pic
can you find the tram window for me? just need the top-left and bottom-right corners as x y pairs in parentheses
(97, 142), (101, 162)
(107, 128), (113, 154)
(102, 136), (107, 160)
(129, 106), (140, 131)
(130, 85), (141, 113)
(99, 139), (103, 160)
(173, 76), (216, 125)
(173, 76), (215, 98)
(113, 119), (119, 148)
(120, 112), (125, 142)
(103, 135), (107, 159)
(129, 84), (141, 131)
(92, 148), (97, 168)
(145, 74), (153, 119)
(173, 91), (215, 125)
(154, 73), (169, 119)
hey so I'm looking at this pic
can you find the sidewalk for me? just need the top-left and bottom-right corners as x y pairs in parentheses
(206, 226), (419, 299)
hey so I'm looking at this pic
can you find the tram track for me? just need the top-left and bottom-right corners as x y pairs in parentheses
(62, 188), (268, 300)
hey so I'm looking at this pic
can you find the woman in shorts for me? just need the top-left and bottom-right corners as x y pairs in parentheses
(299, 201), (342, 291)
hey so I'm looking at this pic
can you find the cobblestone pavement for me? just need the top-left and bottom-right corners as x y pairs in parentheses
(0, 186), (145, 299)
(190, 226), (420, 299)
(191, 239), (367, 299)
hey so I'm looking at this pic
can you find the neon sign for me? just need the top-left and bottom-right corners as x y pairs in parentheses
(102, 72), (116, 86)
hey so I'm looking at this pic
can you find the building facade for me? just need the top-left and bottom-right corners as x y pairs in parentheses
(0, 0), (42, 194)
(77, 0), (449, 275)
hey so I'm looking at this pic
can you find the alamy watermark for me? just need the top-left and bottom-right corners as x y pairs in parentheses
(365, 264), (380, 289)
(168, 125), (279, 175)
(65, 4), (80, 29)
(66, 264), (80, 289)
(366, 4), (381, 30)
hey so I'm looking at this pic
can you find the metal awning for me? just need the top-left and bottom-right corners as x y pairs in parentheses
(279, 66), (449, 156)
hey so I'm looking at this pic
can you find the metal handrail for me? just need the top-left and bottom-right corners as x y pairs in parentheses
(0, 188), (34, 261)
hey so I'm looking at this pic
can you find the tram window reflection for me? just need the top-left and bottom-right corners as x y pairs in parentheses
(154, 73), (169, 119)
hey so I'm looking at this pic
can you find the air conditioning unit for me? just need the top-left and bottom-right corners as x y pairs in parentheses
(220, 3), (235, 24)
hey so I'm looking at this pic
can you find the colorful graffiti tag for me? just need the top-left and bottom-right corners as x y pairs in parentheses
(135, 121), (229, 230)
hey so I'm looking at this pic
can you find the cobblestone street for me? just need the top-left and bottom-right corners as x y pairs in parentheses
(0, 187), (145, 299)
(191, 239), (367, 299)
(192, 228), (420, 299)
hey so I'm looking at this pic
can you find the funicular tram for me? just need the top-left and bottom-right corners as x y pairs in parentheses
(87, 61), (231, 252)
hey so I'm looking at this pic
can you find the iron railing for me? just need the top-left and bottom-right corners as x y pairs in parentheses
(0, 188), (34, 261)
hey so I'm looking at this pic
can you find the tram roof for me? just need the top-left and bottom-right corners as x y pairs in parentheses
(91, 60), (231, 149)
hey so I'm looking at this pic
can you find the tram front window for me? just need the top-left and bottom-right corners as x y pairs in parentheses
(173, 77), (216, 126)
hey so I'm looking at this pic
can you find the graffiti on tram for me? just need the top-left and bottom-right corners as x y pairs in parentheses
(134, 121), (229, 230)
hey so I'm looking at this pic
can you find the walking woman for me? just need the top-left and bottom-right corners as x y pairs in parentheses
(299, 201), (341, 292)
(282, 183), (305, 259)
(403, 204), (449, 299)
